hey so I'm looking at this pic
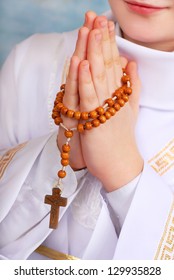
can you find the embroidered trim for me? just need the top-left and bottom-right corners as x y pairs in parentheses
(148, 139), (174, 176)
(154, 201), (174, 260)
(0, 143), (26, 180)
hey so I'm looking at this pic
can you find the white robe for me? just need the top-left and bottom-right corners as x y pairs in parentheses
(0, 11), (174, 260)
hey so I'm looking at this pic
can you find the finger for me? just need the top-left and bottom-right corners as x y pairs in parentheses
(87, 29), (109, 104)
(108, 20), (123, 88)
(64, 55), (80, 110)
(78, 60), (98, 111)
(93, 16), (115, 94)
(84, 10), (97, 30)
(73, 26), (89, 60)
(126, 61), (141, 118)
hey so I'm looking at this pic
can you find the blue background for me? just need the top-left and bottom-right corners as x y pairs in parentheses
(0, 0), (109, 67)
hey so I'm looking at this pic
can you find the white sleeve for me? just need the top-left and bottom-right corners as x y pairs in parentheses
(104, 173), (141, 234)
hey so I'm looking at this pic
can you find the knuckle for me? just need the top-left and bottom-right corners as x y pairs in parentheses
(104, 58), (113, 69)
(95, 71), (106, 82)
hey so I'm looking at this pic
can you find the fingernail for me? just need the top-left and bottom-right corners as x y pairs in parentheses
(108, 22), (115, 33)
(95, 32), (102, 42)
(99, 20), (107, 28)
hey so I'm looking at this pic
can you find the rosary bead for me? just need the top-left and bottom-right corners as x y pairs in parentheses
(85, 122), (93, 130)
(61, 106), (68, 115)
(61, 152), (69, 159)
(56, 102), (64, 111)
(54, 117), (63, 125)
(89, 110), (98, 119)
(121, 75), (130, 84)
(117, 99), (125, 107)
(52, 112), (60, 119)
(96, 106), (105, 115)
(58, 170), (66, 178)
(74, 111), (81, 120)
(105, 98), (115, 107)
(122, 94), (129, 102)
(99, 115), (106, 124)
(61, 159), (69, 166)
(124, 87), (132, 95)
(107, 107), (116, 116)
(104, 111), (112, 119)
(77, 123), (84, 133)
(60, 84), (66, 90)
(92, 119), (100, 127)
(67, 110), (74, 118)
(81, 112), (89, 120)
(114, 103), (121, 111)
(64, 130), (73, 138)
(114, 87), (124, 98)
(62, 144), (70, 152)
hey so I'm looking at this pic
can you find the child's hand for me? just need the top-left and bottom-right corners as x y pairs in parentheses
(57, 11), (97, 170)
(78, 16), (143, 191)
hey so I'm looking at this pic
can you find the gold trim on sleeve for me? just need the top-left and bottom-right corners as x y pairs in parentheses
(35, 245), (79, 260)
(154, 201), (174, 260)
(0, 143), (26, 180)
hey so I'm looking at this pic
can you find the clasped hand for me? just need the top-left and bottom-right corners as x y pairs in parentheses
(57, 11), (143, 192)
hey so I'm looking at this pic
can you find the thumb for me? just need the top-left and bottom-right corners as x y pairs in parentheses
(125, 61), (141, 119)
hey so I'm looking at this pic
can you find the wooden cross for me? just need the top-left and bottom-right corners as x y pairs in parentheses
(44, 188), (67, 229)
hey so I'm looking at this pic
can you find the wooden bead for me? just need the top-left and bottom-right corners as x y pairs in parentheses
(107, 107), (116, 116)
(121, 75), (130, 84)
(105, 98), (114, 107)
(81, 112), (89, 120)
(54, 117), (63, 125)
(62, 144), (70, 152)
(77, 123), (84, 133)
(124, 87), (132, 95)
(92, 119), (100, 127)
(104, 111), (111, 119)
(67, 110), (74, 118)
(74, 111), (81, 120)
(60, 84), (66, 90)
(58, 170), (66, 178)
(56, 102), (64, 111)
(117, 99), (125, 107)
(64, 130), (73, 138)
(96, 106), (105, 115)
(61, 106), (68, 115)
(122, 94), (129, 102)
(85, 122), (92, 130)
(99, 115), (106, 123)
(61, 159), (69, 166)
(89, 110), (98, 119)
(52, 112), (60, 119)
(61, 152), (69, 159)
(114, 103), (120, 111)
(114, 88), (124, 98)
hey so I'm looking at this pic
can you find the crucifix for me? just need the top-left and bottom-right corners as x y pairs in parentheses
(44, 188), (67, 229)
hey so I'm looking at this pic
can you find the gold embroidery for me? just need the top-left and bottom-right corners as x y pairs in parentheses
(154, 202), (174, 260)
(35, 245), (79, 260)
(0, 143), (26, 180)
(147, 139), (174, 259)
(148, 139), (174, 176)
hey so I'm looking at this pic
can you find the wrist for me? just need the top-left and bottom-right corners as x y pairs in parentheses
(99, 155), (144, 192)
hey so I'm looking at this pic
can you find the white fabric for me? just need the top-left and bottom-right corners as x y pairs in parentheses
(0, 11), (174, 260)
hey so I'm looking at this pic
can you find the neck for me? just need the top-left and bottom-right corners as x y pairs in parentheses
(123, 33), (174, 52)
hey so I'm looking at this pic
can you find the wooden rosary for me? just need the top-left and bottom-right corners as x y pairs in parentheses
(44, 69), (132, 229)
